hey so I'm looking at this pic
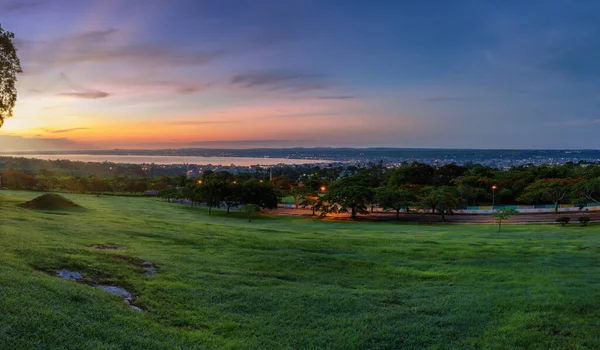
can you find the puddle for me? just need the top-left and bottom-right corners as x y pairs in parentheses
(95, 285), (132, 299)
(95, 285), (143, 312)
(142, 261), (158, 276)
(52, 269), (143, 312)
(56, 269), (83, 281)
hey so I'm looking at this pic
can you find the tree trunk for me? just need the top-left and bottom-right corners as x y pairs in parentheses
(227, 205), (230, 214)
(208, 206), (212, 215)
(294, 198), (299, 209)
(351, 206), (356, 219)
(396, 209), (400, 220)
(441, 211), (446, 221)
(312, 206), (315, 216)
(554, 202), (559, 213)
(248, 211), (252, 222)
(498, 220), (501, 232)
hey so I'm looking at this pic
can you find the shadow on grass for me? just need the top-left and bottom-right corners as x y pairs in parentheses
(175, 204), (279, 222)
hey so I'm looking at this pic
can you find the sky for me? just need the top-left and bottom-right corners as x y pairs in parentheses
(2, 0), (600, 151)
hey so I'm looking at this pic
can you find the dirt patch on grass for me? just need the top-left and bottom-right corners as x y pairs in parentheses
(18, 194), (81, 211)
(53, 268), (143, 311)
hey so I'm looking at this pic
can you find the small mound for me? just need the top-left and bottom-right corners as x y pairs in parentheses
(19, 194), (81, 210)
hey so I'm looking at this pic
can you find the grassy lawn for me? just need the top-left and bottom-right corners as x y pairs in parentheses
(1, 190), (600, 349)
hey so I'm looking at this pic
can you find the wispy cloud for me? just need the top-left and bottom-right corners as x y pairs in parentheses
(232, 71), (313, 87)
(58, 91), (110, 99)
(170, 120), (229, 126)
(41, 127), (90, 134)
(57, 73), (110, 99)
(316, 95), (355, 100)
(143, 81), (211, 95)
(17, 28), (227, 73)
(2, 0), (45, 13)
(167, 111), (341, 127)
(231, 71), (328, 92)
(0, 134), (82, 152)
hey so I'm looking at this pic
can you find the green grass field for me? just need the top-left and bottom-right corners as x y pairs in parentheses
(1, 190), (599, 349)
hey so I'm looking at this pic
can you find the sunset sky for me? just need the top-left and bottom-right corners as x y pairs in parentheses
(2, 0), (600, 151)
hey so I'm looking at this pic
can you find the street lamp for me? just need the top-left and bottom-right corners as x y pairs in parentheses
(491, 185), (497, 207)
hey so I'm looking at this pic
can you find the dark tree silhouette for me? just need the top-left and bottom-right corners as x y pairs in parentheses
(0, 24), (22, 128)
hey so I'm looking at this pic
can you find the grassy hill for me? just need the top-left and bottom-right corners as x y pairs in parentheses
(1, 190), (599, 349)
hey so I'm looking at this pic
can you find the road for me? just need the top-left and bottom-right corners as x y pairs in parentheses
(261, 207), (600, 224)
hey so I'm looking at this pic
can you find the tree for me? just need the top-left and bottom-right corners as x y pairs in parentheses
(298, 186), (319, 216)
(181, 183), (199, 206)
(452, 177), (488, 206)
(435, 163), (467, 186)
(198, 176), (222, 214)
(319, 185), (373, 219)
(492, 208), (518, 232)
(0, 170), (35, 189)
(393, 162), (436, 186)
(519, 178), (577, 213)
(241, 203), (260, 222)
(158, 187), (179, 203)
(315, 174), (375, 219)
(418, 186), (460, 221)
(571, 178), (600, 207)
(240, 179), (278, 210)
(375, 187), (416, 219)
(0, 25), (22, 128)
(220, 180), (241, 213)
(289, 185), (304, 209)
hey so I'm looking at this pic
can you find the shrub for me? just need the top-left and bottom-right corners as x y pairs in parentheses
(556, 216), (571, 227)
(578, 216), (591, 227)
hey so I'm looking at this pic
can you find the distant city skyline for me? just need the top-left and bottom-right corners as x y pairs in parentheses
(2, 0), (600, 151)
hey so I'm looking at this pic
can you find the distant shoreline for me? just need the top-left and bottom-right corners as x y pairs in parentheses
(3, 148), (600, 167)
(0, 154), (327, 166)
(2, 147), (600, 155)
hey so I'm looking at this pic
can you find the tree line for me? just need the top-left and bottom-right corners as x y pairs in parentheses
(302, 161), (600, 219)
(5, 161), (600, 220)
(158, 171), (278, 221)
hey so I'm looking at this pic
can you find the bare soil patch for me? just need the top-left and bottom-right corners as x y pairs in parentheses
(19, 194), (81, 211)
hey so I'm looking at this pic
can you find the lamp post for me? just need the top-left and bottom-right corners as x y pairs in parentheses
(491, 185), (497, 208)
